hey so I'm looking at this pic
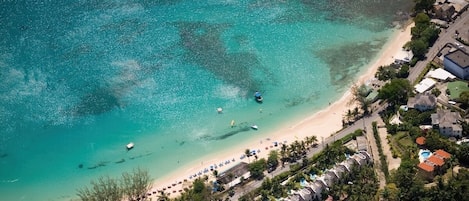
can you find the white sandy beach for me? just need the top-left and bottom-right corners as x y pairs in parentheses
(148, 22), (414, 198)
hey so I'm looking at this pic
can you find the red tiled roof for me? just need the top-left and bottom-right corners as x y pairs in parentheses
(418, 162), (434, 172)
(416, 137), (426, 145)
(434, 149), (451, 159)
(427, 155), (445, 166)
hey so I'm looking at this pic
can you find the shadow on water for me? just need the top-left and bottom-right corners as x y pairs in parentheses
(314, 38), (386, 89)
(71, 88), (122, 116)
(176, 22), (263, 95)
(70, 60), (162, 117)
(209, 126), (251, 141)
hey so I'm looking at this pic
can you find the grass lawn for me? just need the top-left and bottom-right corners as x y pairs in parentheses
(397, 133), (413, 148)
(390, 132), (414, 156)
(447, 81), (469, 100)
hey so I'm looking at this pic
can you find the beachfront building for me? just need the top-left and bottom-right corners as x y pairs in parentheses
(431, 109), (463, 137)
(283, 151), (372, 201)
(443, 49), (469, 80)
(417, 149), (452, 180)
(216, 162), (250, 187)
(407, 92), (437, 111)
(394, 48), (414, 64)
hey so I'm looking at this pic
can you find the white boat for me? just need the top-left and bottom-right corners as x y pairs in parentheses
(251, 125), (258, 130)
(126, 142), (134, 150)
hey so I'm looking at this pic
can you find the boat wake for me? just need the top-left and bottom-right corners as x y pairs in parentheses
(1, 178), (19, 183)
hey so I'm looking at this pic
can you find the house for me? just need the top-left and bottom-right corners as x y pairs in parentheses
(280, 152), (373, 201)
(434, 4), (456, 21)
(407, 93), (437, 111)
(444, 49), (469, 80)
(216, 162), (250, 186)
(431, 109), (463, 137)
(418, 149), (452, 179)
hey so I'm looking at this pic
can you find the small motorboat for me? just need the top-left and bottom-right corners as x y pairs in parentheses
(126, 142), (134, 150)
(254, 91), (263, 102)
(251, 125), (258, 130)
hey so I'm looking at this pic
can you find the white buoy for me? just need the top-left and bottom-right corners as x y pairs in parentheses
(217, 107), (223, 113)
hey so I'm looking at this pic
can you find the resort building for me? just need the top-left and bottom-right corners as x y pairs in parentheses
(431, 109), (463, 137)
(443, 49), (469, 80)
(283, 151), (372, 201)
(407, 92), (437, 112)
(417, 149), (452, 180)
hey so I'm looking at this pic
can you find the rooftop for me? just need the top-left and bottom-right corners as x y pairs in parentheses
(445, 49), (469, 68)
(217, 162), (249, 184)
(416, 136), (426, 145)
(418, 162), (434, 172)
(427, 155), (445, 166)
(434, 149), (452, 159)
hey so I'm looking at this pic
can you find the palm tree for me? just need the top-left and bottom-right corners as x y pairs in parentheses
(345, 109), (354, 124)
(306, 135), (318, 148)
(244, 149), (251, 163)
(350, 83), (372, 116)
(280, 144), (288, 165)
(353, 107), (360, 119)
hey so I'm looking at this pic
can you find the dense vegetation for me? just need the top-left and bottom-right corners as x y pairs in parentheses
(407, 12), (440, 59)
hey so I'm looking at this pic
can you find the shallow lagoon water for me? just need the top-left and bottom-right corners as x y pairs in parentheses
(0, 0), (412, 200)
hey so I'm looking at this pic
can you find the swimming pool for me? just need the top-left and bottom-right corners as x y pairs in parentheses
(419, 149), (432, 162)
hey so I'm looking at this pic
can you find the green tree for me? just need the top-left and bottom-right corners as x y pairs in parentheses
(397, 64), (410, 78)
(414, 0), (436, 13)
(249, 158), (266, 180)
(267, 150), (279, 169)
(77, 176), (122, 201)
(459, 91), (469, 106)
(421, 25), (440, 45)
(121, 168), (152, 201)
(77, 168), (152, 201)
(431, 87), (441, 97)
(245, 149), (251, 163)
(350, 83), (372, 115)
(378, 78), (412, 106)
(376, 65), (397, 81)
(409, 39), (428, 59)
(175, 178), (213, 201)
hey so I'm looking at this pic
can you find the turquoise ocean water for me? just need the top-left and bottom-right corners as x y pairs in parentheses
(0, 1), (412, 200)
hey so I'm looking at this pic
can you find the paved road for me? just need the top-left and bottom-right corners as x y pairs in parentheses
(408, 10), (469, 84)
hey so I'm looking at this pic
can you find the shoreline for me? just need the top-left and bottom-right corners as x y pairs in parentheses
(147, 22), (414, 198)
